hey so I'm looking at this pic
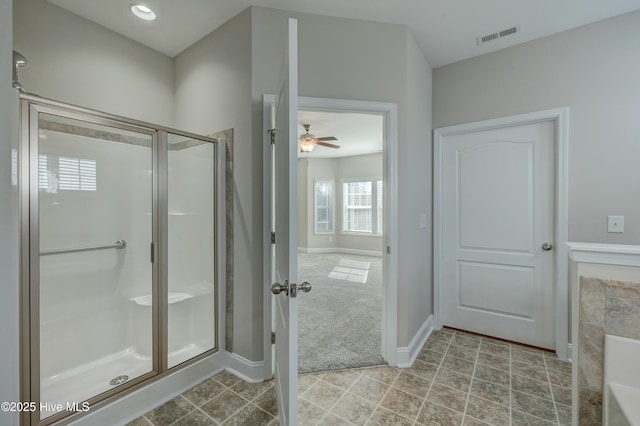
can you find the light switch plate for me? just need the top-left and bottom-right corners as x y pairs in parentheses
(608, 215), (624, 233)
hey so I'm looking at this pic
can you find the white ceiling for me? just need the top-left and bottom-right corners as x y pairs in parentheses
(297, 111), (382, 159)
(47, 0), (640, 67)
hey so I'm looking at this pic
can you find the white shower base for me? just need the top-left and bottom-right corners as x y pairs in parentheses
(40, 344), (207, 419)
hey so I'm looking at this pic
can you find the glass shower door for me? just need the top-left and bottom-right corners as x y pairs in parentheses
(32, 110), (157, 421)
(166, 133), (217, 368)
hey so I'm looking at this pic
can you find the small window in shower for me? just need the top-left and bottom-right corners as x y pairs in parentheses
(38, 154), (97, 193)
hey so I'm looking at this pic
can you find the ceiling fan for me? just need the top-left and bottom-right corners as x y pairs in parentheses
(298, 124), (340, 153)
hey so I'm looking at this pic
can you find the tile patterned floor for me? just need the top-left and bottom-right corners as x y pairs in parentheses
(129, 328), (572, 425)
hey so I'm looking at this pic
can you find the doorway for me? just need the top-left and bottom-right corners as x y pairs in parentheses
(296, 110), (385, 373)
(262, 96), (400, 379)
(433, 108), (570, 358)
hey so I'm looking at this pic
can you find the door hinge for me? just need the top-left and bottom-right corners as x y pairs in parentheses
(271, 232), (276, 244)
(268, 128), (276, 144)
(386, 246), (391, 254)
(150, 243), (155, 263)
(271, 332), (276, 344)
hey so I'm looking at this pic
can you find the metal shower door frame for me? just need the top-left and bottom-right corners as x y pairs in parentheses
(19, 94), (220, 426)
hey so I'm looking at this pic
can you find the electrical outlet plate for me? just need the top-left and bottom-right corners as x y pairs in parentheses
(607, 215), (624, 233)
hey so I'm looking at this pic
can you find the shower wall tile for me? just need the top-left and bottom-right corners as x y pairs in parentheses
(577, 277), (640, 425)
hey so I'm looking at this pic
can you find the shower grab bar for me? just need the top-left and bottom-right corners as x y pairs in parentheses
(40, 239), (127, 256)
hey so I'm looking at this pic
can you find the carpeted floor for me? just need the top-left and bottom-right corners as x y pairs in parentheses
(297, 252), (386, 374)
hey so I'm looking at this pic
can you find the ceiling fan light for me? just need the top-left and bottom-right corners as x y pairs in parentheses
(299, 140), (315, 153)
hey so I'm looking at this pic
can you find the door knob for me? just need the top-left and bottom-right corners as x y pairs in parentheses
(542, 243), (553, 251)
(271, 281), (289, 296)
(299, 281), (312, 293)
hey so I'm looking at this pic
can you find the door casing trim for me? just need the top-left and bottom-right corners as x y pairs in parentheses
(433, 107), (570, 360)
(262, 95), (400, 377)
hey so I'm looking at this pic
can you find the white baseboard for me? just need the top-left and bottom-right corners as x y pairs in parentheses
(71, 353), (226, 426)
(225, 352), (266, 384)
(298, 247), (382, 257)
(396, 315), (433, 368)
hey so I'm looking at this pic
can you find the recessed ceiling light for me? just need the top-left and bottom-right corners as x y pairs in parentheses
(131, 4), (156, 21)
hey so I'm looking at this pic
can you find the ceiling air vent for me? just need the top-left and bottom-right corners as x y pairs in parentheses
(476, 25), (520, 46)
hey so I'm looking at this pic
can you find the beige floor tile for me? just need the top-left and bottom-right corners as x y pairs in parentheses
(182, 377), (227, 406)
(447, 343), (479, 362)
(321, 370), (362, 390)
(417, 348), (446, 364)
(380, 387), (424, 421)
(331, 392), (376, 425)
(392, 371), (432, 398)
(469, 379), (510, 407)
(145, 396), (196, 426)
(404, 359), (439, 380)
(222, 403), (274, 426)
(435, 367), (473, 393)
(415, 400), (463, 425)
(366, 406), (413, 425)
(137, 332), (572, 426)
(441, 354), (475, 376)
(318, 413), (354, 425)
(349, 375), (389, 404)
(465, 395), (510, 425)
(511, 390), (558, 423)
(474, 363), (510, 387)
(200, 390), (248, 423)
(298, 398), (328, 425)
(171, 409), (216, 426)
(511, 374), (553, 400)
(426, 383), (468, 413)
(362, 366), (400, 385)
(512, 409), (556, 425)
(299, 374), (321, 395)
(302, 380), (345, 411)
(511, 360), (550, 382)
(476, 352), (511, 371)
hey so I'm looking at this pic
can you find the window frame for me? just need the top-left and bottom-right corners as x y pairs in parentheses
(341, 177), (383, 236)
(313, 178), (335, 235)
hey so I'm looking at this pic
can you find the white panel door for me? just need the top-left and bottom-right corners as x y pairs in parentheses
(440, 121), (555, 349)
(272, 18), (299, 425)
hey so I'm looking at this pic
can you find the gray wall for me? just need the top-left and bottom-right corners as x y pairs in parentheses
(14, 0), (174, 125)
(298, 154), (384, 253)
(433, 10), (640, 245)
(252, 6), (433, 350)
(0, 0), (19, 423)
(173, 9), (254, 357)
(405, 33), (433, 343)
(8, 2), (433, 369)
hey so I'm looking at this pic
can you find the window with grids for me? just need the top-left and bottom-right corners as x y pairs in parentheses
(314, 180), (334, 234)
(38, 154), (97, 193)
(342, 179), (382, 234)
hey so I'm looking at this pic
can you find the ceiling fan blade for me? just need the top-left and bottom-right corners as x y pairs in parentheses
(316, 136), (338, 141)
(315, 141), (340, 149)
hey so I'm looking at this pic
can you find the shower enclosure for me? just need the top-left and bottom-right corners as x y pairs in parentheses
(19, 94), (222, 425)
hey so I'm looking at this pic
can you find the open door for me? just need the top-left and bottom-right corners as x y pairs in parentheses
(271, 18), (302, 425)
